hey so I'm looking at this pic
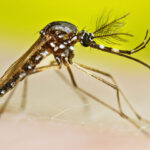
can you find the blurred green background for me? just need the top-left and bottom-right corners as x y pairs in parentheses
(0, 0), (149, 70)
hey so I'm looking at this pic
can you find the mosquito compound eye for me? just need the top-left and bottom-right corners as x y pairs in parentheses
(82, 33), (91, 47)
(79, 31), (92, 47)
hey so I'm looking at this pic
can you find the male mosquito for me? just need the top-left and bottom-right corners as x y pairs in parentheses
(0, 14), (150, 134)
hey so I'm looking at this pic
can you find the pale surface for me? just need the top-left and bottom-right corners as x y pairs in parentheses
(0, 52), (150, 150)
(0, 113), (150, 150)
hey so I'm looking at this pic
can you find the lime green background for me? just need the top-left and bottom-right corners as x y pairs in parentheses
(0, 0), (149, 68)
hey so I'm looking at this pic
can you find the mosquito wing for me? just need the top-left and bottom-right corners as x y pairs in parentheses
(0, 35), (51, 86)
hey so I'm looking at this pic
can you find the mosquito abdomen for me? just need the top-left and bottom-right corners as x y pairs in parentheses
(0, 49), (50, 97)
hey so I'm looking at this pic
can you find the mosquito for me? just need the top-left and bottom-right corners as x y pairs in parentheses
(0, 14), (150, 135)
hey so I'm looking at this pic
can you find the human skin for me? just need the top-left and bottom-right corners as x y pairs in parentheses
(0, 112), (150, 150)
(0, 52), (150, 150)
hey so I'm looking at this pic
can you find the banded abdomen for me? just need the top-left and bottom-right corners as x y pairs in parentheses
(0, 48), (50, 97)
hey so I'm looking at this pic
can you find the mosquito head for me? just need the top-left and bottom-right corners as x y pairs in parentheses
(78, 30), (94, 47)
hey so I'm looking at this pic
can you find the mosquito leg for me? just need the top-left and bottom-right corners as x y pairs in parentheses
(64, 62), (149, 136)
(119, 30), (150, 55)
(20, 78), (28, 111)
(0, 61), (58, 116)
(73, 63), (127, 113)
(22, 61), (149, 135)
(29, 61), (88, 104)
(55, 71), (88, 105)
(90, 31), (150, 69)
(30, 62), (60, 75)
(72, 62), (150, 123)
(73, 63), (150, 122)
(92, 30), (150, 55)
(0, 86), (17, 118)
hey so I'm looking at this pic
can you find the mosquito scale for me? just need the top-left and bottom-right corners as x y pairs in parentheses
(0, 14), (150, 135)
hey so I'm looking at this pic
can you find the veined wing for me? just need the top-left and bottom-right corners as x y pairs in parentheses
(0, 35), (51, 86)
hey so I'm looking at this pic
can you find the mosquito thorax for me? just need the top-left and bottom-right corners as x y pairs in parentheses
(40, 21), (79, 65)
(78, 30), (94, 47)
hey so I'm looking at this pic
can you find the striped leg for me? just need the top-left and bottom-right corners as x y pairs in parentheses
(92, 30), (150, 55)
(119, 30), (150, 55)
(90, 30), (150, 69)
